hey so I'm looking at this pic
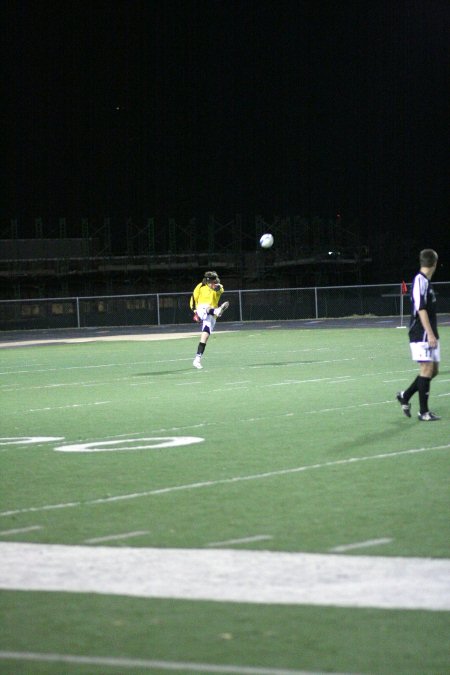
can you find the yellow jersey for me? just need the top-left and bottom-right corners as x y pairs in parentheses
(190, 282), (224, 310)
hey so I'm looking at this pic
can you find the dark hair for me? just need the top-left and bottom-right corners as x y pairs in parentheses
(420, 249), (438, 268)
(203, 270), (219, 283)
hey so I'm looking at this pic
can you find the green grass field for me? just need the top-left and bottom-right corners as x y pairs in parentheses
(0, 323), (449, 674)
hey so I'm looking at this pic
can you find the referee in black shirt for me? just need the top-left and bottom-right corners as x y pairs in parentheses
(397, 249), (441, 421)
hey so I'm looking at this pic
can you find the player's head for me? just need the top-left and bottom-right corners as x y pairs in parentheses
(203, 271), (220, 285)
(420, 249), (438, 269)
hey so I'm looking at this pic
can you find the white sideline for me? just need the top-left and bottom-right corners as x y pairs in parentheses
(0, 650), (346, 675)
(0, 542), (449, 611)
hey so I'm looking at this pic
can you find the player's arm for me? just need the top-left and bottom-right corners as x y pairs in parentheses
(190, 283), (201, 311)
(189, 292), (195, 310)
(413, 276), (437, 348)
(418, 309), (437, 348)
(212, 280), (224, 297)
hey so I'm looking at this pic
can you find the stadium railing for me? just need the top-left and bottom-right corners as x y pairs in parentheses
(0, 282), (449, 331)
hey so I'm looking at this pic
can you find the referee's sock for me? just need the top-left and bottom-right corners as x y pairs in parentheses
(403, 376), (419, 402)
(417, 376), (431, 414)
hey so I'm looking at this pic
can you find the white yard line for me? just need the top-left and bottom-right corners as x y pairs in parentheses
(176, 380), (204, 386)
(0, 443), (448, 518)
(224, 381), (252, 385)
(212, 387), (250, 392)
(327, 379), (357, 385)
(0, 542), (449, 611)
(305, 400), (393, 414)
(0, 437), (65, 446)
(0, 333), (199, 349)
(0, 525), (42, 536)
(206, 535), (273, 547)
(242, 413), (295, 422)
(264, 378), (332, 387)
(249, 358), (356, 371)
(329, 538), (393, 553)
(84, 530), (150, 544)
(0, 651), (343, 675)
(0, 356), (192, 377)
(29, 402), (110, 412)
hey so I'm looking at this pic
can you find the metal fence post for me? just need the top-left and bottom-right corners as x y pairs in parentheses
(314, 287), (319, 319)
(156, 294), (161, 326)
(400, 285), (404, 327)
(76, 297), (81, 328)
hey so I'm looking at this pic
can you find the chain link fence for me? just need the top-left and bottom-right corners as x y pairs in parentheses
(0, 282), (449, 331)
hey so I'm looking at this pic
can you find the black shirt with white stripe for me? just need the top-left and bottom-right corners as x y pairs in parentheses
(408, 271), (439, 343)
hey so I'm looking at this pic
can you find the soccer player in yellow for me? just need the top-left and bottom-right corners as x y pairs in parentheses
(190, 271), (229, 369)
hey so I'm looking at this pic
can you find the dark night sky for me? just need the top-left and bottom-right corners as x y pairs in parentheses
(3, 0), (450, 259)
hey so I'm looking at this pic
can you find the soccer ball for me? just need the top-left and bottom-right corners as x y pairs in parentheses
(259, 233), (274, 249)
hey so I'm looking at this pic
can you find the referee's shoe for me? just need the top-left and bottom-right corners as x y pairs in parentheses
(396, 392), (411, 418)
(418, 411), (440, 421)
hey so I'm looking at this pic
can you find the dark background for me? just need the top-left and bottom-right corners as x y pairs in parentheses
(2, 0), (449, 288)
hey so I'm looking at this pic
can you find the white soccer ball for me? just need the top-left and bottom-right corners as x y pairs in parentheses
(259, 233), (274, 249)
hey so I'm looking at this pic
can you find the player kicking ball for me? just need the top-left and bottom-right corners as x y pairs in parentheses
(190, 271), (229, 369)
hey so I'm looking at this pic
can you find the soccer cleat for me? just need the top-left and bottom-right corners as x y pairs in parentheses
(214, 301), (229, 317)
(193, 356), (203, 369)
(418, 411), (440, 421)
(396, 391), (411, 418)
